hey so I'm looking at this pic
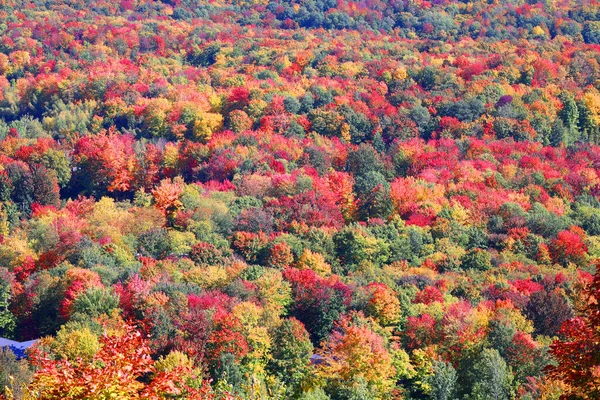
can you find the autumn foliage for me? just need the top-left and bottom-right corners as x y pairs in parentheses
(0, 0), (600, 398)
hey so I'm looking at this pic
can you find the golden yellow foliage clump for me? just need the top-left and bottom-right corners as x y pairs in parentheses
(340, 123), (351, 142)
(86, 197), (132, 243)
(50, 326), (101, 362)
(233, 301), (272, 374)
(317, 318), (397, 398)
(184, 265), (229, 289)
(393, 66), (408, 80)
(296, 249), (332, 277)
(162, 142), (179, 168)
(365, 284), (402, 327)
(154, 351), (194, 373)
(9, 50), (31, 69)
(532, 26), (546, 37)
(0, 53), (8, 74)
(192, 112), (224, 142)
(584, 89), (600, 126)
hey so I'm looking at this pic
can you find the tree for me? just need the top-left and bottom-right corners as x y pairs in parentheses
(309, 108), (344, 138)
(284, 268), (351, 345)
(70, 287), (120, 319)
(558, 93), (579, 137)
(525, 289), (573, 337)
(0, 268), (16, 337)
(415, 67), (440, 91)
(187, 43), (221, 67)
(487, 319), (516, 360)
(583, 22), (600, 44)
(28, 323), (215, 399)
(212, 353), (244, 395)
(550, 227), (588, 267)
(268, 318), (314, 396)
(255, 268), (292, 317)
(316, 313), (396, 399)
(550, 119), (568, 147)
(50, 325), (101, 362)
(354, 171), (393, 221)
(346, 144), (385, 179)
(138, 228), (171, 259)
(152, 177), (185, 222)
(71, 130), (138, 196)
(546, 266), (600, 399)
(30, 164), (60, 207)
(469, 348), (513, 400)
(296, 249), (332, 277)
(192, 112), (223, 143)
(460, 248), (492, 271)
(0, 347), (33, 400)
(266, 242), (294, 269)
(410, 105), (433, 137)
(427, 361), (457, 400)
(364, 283), (401, 327)
(228, 110), (252, 133)
(5, 161), (34, 211)
(583, 90), (600, 129)
(59, 268), (104, 319)
(333, 224), (389, 272)
(190, 242), (224, 266)
(338, 104), (372, 144)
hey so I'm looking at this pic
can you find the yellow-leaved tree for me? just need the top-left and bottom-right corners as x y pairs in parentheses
(316, 312), (396, 399)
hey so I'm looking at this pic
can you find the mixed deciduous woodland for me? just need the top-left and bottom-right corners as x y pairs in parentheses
(0, 0), (600, 398)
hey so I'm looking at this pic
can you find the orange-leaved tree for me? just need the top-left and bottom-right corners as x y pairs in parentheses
(316, 312), (396, 398)
(26, 323), (222, 399)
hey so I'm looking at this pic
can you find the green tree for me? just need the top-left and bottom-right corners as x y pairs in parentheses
(558, 92), (579, 137)
(39, 148), (72, 187)
(487, 319), (516, 359)
(354, 171), (393, 221)
(309, 108), (344, 137)
(71, 287), (120, 319)
(212, 352), (245, 395)
(333, 224), (389, 272)
(527, 203), (572, 239)
(415, 66), (440, 91)
(283, 96), (302, 114)
(410, 105), (432, 137)
(138, 228), (171, 259)
(6, 162), (33, 212)
(268, 318), (314, 396)
(460, 248), (492, 271)
(577, 98), (596, 134)
(583, 21), (600, 44)
(0, 268), (16, 337)
(469, 349), (513, 400)
(550, 119), (568, 147)
(187, 43), (221, 67)
(339, 104), (372, 144)
(298, 387), (330, 400)
(346, 144), (385, 179)
(427, 361), (457, 400)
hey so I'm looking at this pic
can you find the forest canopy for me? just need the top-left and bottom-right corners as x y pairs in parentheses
(0, 0), (600, 399)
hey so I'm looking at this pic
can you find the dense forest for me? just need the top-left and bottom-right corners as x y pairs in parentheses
(1, 0), (600, 398)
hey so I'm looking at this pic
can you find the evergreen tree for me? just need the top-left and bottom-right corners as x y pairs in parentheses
(469, 349), (513, 400)
(0, 269), (16, 337)
(268, 318), (314, 396)
(550, 119), (567, 147)
(558, 92), (580, 141)
(428, 361), (457, 400)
